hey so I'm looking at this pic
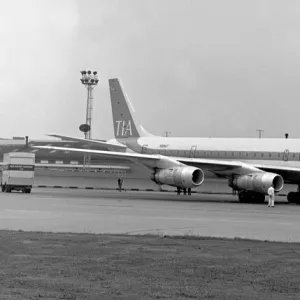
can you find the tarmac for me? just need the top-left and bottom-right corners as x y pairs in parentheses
(0, 188), (299, 242)
(33, 171), (296, 196)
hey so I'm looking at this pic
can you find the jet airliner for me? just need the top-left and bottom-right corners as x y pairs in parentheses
(35, 78), (300, 204)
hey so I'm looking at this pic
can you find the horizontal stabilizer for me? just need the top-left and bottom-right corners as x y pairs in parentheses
(47, 134), (127, 152)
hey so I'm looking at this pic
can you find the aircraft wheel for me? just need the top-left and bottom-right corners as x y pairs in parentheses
(238, 191), (249, 203)
(293, 192), (300, 205)
(287, 191), (300, 204)
(287, 192), (294, 203)
(254, 193), (265, 204)
(239, 191), (264, 203)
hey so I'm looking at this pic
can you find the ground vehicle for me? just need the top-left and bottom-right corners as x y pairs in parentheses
(1, 152), (35, 193)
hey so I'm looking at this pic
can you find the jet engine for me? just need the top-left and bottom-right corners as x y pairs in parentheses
(151, 166), (204, 188)
(231, 172), (284, 194)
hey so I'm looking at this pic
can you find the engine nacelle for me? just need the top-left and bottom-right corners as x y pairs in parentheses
(231, 172), (284, 194)
(151, 166), (204, 189)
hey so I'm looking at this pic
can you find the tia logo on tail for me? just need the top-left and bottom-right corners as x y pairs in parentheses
(115, 120), (132, 136)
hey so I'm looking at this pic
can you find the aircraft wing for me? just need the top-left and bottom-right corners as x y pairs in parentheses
(32, 146), (262, 176)
(47, 134), (127, 152)
(33, 146), (161, 163)
(178, 158), (300, 182)
(250, 164), (300, 183)
(32, 145), (300, 183)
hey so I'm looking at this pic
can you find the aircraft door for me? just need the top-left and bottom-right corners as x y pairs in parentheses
(159, 148), (166, 155)
(141, 144), (148, 154)
(189, 146), (197, 158)
(283, 149), (289, 162)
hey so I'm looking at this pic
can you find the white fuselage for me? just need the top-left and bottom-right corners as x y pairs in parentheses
(119, 136), (300, 169)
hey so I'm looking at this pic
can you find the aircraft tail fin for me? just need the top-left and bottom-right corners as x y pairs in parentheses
(109, 78), (155, 139)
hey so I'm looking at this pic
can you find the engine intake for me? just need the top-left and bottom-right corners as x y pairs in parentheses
(231, 172), (284, 194)
(151, 166), (204, 189)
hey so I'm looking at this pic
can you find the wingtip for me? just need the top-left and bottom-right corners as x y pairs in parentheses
(46, 134), (62, 139)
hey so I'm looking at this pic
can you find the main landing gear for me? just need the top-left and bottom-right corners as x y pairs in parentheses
(238, 191), (265, 203)
(287, 185), (300, 204)
(177, 187), (192, 195)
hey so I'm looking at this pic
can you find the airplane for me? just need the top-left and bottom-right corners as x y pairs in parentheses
(34, 78), (300, 204)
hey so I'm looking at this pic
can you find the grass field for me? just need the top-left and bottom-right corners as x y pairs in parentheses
(1, 231), (300, 299)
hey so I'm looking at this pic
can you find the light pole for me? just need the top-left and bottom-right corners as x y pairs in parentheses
(256, 129), (264, 138)
(80, 70), (99, 139)
(80, 70), (99, 168)
(164, 131), (171, 137)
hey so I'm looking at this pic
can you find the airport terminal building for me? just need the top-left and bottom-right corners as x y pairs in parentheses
(0, 137), (153, 184)
(0, 136), (126, 165)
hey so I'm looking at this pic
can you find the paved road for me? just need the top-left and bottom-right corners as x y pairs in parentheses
(0, 189), (298, 242)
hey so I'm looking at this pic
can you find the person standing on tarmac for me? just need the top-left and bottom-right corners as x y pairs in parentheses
(117, 178), (123, 192)
(268, 184), (275, 207)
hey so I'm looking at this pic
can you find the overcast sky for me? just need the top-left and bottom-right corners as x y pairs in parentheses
(0, 0), (300, 139)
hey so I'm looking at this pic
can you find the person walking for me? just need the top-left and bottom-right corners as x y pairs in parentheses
(117, 178), (123, 192)
(268, 184), (275, 207)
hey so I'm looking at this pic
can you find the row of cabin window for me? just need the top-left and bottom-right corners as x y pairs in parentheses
(146, 149), (297, 159)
